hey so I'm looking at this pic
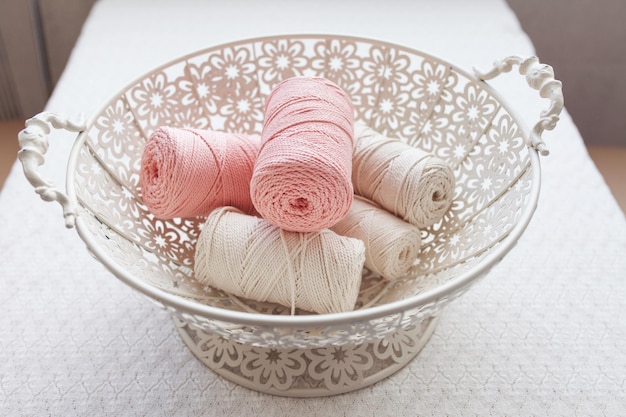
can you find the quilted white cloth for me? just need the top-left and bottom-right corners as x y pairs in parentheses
(1, 0), (625, 415)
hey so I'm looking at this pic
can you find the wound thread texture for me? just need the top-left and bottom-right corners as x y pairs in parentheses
(140, 127), (260, 219)
(194, 207), (365, 315)
(330, 196), (422, 281)
(352, 123), (455, 228)
(250, 77), (354, 233)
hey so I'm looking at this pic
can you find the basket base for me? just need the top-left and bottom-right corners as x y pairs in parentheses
(173, 315), (439, 397)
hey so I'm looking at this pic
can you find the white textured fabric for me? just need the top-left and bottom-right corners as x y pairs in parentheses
(1, 0), (625, 415)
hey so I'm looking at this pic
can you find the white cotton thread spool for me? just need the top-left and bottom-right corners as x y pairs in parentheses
(330, 196), (422, 281)
(193, 207), (366, 315)
(352, 123), (456, 228)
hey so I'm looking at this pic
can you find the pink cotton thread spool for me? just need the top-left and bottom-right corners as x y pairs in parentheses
(140, 127), (260, 219)
(250, 77), (355, 233)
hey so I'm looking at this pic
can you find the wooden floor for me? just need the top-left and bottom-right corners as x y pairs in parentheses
(1, 120), (625, 215)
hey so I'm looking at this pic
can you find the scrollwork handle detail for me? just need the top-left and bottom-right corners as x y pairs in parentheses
(17, 112), (87, 228)
(474, 56), (564, 156)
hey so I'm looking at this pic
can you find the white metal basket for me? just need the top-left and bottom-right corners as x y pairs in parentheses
(18, 35), (563, 397)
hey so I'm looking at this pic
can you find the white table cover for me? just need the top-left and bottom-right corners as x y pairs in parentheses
(1, 0), (625, 415)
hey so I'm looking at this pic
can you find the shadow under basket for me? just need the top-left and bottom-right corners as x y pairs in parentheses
(18, 35), (563, 397)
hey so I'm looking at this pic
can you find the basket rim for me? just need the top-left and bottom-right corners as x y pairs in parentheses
(66, 33), (543, 329)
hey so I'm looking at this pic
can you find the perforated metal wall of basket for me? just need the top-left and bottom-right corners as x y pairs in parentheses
(18, 35), (563, 396)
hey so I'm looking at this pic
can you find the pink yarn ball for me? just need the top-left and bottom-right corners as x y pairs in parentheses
(140, 127), (260, 219)
(250, 77), (355, 232)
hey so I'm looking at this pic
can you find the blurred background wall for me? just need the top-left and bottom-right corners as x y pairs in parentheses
(0, 0), (96, 119)
(0, 0), (624, 146)
(507, 0), (626, 147)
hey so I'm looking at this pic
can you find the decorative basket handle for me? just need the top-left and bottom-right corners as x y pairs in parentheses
(17, 112), (87, 229)
(474, 56), (564, 156)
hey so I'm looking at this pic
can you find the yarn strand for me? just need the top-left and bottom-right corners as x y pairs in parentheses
(279, 228), (298, 315)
